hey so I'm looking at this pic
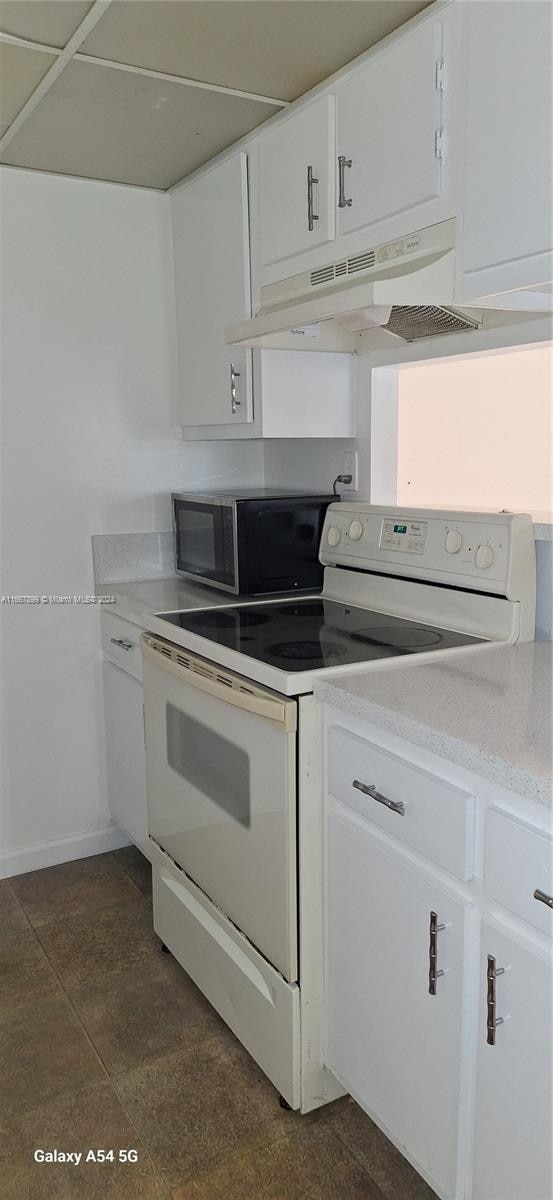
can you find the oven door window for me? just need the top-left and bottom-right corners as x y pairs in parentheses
(174, 500), (235, 589)
(166, 704), (250, 827)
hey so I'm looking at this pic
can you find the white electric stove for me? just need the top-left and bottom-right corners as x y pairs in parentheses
(141, 505), (536, 1113)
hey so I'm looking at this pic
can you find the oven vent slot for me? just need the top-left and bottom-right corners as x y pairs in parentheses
(347, 249), (376, 273)
(310, 248), (378, 289)
(144, 636), (287, 713)
(311, 264), (336, 286)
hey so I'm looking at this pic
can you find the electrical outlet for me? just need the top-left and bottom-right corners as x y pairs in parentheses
(341, 450), (358, 492)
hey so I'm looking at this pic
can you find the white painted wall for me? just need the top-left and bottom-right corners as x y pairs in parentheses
(0, 166), (262, 877)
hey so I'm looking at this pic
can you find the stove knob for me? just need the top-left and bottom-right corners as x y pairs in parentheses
(348, 519), (364, 542)
(327, 526), (341, 547)
(475, 543), (494, 569)
(445, 528), (463, 554)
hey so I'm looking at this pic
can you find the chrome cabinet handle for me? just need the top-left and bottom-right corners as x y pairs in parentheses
(428, 911), (445, 995)
(486, 954), (505, 1045)
(307, 165), (319, 231)
(338, 155), (353, 208)
(534, 888), (553, 908)
(230, 363), (241, 414)
(352, 779), (405, 815)
(110, 637), (133, 651)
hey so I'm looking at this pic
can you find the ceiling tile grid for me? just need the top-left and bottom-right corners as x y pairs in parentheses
(0, 0), (430, 190)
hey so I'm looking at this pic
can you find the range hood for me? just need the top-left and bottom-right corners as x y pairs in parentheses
(226, 219), (550, 353)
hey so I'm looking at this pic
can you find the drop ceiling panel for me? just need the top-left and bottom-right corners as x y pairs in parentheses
(0, 43), (56, 131)
(81, 0), (431, 102)
(0, 59), (281, 188)
(0, 1), (92, 48)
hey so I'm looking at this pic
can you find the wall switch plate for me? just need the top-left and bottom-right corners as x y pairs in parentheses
(341, 450), (358, 492)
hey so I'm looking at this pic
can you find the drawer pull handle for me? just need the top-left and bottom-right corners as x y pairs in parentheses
(486, 954), (505, 1045)
(352, 779), (405, 816)
(428, 910), (445, 995)
(533, 888), (553, 908)
(110, 637), (134, 651)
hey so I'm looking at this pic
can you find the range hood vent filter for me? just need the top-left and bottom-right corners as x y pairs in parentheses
(385, 305), (480, 341)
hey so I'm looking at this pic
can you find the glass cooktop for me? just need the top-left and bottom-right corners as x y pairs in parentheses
(158, 599), (484, 673)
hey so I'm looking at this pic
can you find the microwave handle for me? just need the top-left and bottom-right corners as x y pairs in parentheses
(141, 635), (297, 732)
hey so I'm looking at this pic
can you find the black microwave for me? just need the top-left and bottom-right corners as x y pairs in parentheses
(172, 489), (334, 596)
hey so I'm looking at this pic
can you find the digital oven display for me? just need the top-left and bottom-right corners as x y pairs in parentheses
(380, 518), (428, 555)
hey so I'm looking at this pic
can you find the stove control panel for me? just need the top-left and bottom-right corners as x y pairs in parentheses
(320, 504), (535, 603)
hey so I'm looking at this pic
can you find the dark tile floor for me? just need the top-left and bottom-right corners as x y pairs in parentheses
(1, 848), (436, 1199)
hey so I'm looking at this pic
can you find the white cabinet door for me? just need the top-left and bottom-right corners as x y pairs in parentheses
(103, 660), (150, 859)
(171, 152), (252, 427)
(335, 18), (443, 239)
(326, 801), (470, 1199)
(257, 95), (336, 267)
(460, 1), (553, 294)
(473, 922), (553, 1200)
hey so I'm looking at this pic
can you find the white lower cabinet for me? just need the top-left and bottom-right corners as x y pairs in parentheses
(326, 798), (471, 1200)
(103, 659), (150, 859)
(473, 922), (553, 1200)
(325, 711), (553, 1200)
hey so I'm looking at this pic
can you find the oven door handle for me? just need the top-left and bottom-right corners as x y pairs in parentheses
(141, 634), (297, 731)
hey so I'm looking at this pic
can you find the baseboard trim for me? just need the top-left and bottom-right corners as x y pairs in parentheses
(0, 823), (131, 880)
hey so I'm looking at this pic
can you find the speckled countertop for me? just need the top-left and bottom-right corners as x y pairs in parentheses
(97, 577), (259, 624)
(315, 642), (553, 808)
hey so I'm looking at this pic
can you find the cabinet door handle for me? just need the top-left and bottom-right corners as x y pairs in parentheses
(307, 165), (319, 231)
(338, 155), (353, 208)
(428, 910), (445, 995)
(352, 779), (405, 815)
(486, 954), (505, 1045)
(230, 363), (241, 414)
(534, 888), (553, 908)
(110, 637), (134, 651)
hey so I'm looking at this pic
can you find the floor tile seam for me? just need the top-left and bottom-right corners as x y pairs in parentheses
(3, 1077), (172, 1196)
(31, 926), (112, 1083)
(110, 1025), (229, 1090)
(3, 881), (33, 932)
(109, 849), (152, 897)
(104, 1016), (226, 1083)
(328, 1119), (404, 1199)
(14, 879), (145, 932)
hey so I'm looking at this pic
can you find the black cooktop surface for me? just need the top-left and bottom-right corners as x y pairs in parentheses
(157, 599), (484, 672)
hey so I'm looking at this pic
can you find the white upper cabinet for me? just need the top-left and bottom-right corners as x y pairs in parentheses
(171, 148), (353, 439)
(256, 95), (336, 267)
(458, 0), (553, 300)
(171, 152), (253, 428)
(335, 17), (444, 240)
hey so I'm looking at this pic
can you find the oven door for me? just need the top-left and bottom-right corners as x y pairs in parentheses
(142, 635), (298, 982)
(173, 496), (237, 593)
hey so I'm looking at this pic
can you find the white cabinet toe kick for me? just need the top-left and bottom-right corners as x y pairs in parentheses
(151, 839), (301, 1109)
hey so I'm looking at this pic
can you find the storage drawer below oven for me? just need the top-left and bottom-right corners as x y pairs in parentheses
(151, 841), (300, 1109)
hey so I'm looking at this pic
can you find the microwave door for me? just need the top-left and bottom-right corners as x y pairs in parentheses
(173, 498), (237, 592)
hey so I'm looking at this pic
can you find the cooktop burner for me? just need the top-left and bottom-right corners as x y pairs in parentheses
(268, 640), (349, 663)
(158, 598), (484, 673)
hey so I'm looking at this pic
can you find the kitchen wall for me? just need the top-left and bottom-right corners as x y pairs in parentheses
(0, 166), (262, 877)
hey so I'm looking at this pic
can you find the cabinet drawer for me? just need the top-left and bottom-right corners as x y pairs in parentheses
(328, 726), (476, 879)
(101, 612), (144, 680)
(485, 808), (553, 937)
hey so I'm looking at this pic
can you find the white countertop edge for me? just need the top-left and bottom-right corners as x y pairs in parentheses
(314, 680), (553, 809)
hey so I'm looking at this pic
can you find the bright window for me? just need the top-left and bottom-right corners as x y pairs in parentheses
(371, 345), (553, 521)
